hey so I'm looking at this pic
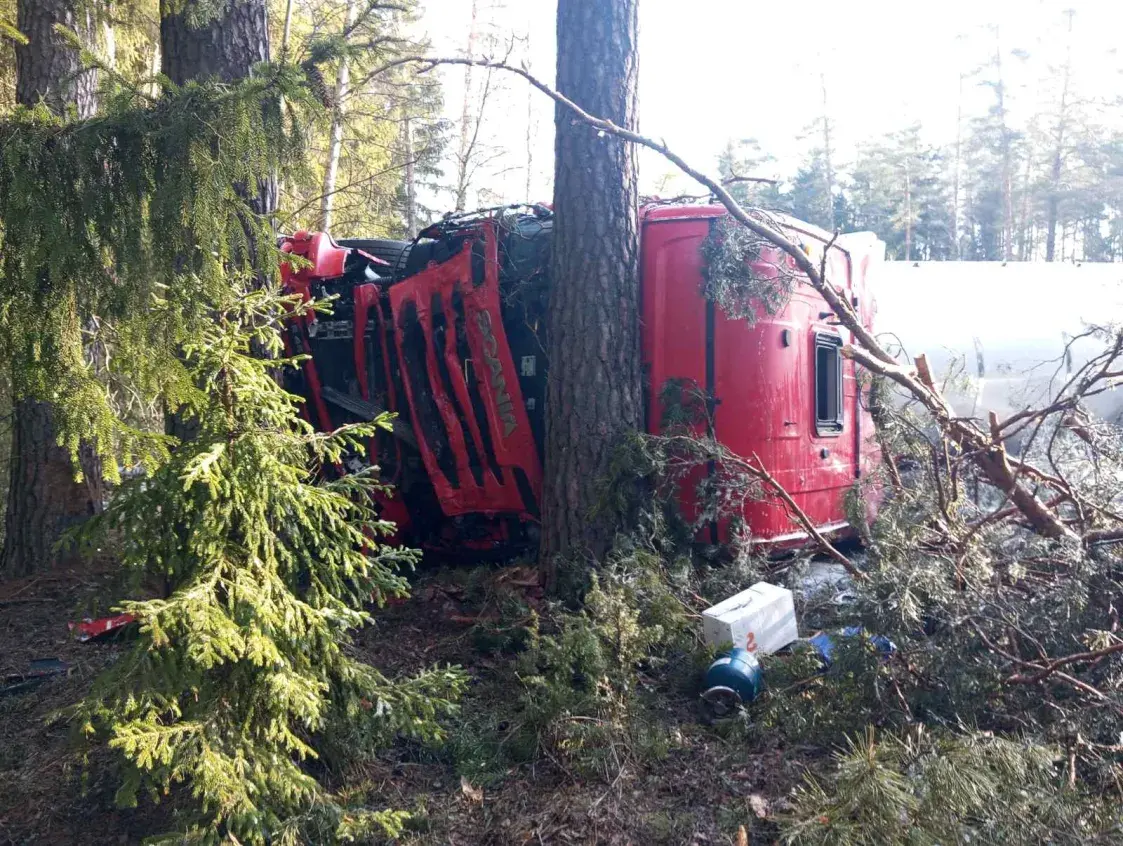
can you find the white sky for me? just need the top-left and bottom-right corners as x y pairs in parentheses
(418, 0), (1123, 206)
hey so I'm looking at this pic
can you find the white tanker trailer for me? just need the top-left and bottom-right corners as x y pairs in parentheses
(869, 260), (1123, 428)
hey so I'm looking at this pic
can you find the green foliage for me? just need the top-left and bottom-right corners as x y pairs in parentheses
(784, 728), (1121, 845)
(699, 215), (794, 324)
(761, 392), (1123, 843)
(0, 67), (313, 480)
(753, 637), (897, 748)
(449, 536), (704, 785)
(513, 549), (692, 780)
(0, 15), (25, 46)
(72, 286), (466, 844)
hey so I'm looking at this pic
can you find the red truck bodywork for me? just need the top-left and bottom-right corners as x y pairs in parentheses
(280, 204), (883, 555)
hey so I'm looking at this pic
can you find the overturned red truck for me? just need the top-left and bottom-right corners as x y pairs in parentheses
(280, 203), (884, 556)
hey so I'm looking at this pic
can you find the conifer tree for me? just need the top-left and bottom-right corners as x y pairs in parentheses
(75, 285), (464, 843)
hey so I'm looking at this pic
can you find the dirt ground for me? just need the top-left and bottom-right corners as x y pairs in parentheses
(0, 563), (814, 845)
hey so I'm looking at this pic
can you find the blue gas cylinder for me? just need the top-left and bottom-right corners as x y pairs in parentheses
(700, 648), (763, 718)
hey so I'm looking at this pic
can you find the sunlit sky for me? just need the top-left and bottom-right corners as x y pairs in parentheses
(417, 0), (1123, 206)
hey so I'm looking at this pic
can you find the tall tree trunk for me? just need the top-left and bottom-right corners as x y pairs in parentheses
(524, 22), (536, 200)
(541, 0), (641, 570)
(1045, 9), (1075, 262)
(161, 0), (274, 220)
(401, 115), (417, 234)
(952, 70), (963, 259)
(280, 0), (295, 60)
(992, 28), (1014, 262)
(160, 0), (269, 87)
(1018, 148), (1033, 260)
(147, 42), (161, 98)
(2, 0), (102, 579)
(903, 153), (912, 261)
(454, 0), (480, 211)
(819, 71), (835, 231)
(160, 0), (274, 444)
(15, 0), (98, 113)
(319, 0), (358, 233)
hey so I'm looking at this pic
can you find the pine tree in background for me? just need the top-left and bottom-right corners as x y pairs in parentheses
(787, 150), (848, 233)
(716, 138), (785, 210)
(388, 60), (448, 236)
(849, 126), (954, 261)
(74, 285), (464, 842)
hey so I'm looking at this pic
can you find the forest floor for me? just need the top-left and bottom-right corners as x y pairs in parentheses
(0, 561), (823, 846)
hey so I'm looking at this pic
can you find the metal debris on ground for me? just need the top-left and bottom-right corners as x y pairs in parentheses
(0, 658), (70, 698)
(700, 647), (764, 720)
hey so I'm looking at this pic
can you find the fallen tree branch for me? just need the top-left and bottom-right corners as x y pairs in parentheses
(721, 174), (779, 187)
(654, 432), (862, 578)
(1005, 640), (1123, 686)
(970, 620), (1120, 704)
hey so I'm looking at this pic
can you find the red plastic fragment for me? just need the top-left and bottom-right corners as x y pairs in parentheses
(69, 613), (137, 642)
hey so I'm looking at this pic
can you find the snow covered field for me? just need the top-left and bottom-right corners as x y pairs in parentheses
(871, 261), (1123, 422)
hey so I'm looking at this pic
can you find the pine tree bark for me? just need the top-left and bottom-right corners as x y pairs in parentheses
(159, 0), (274, 444)
(3, 0), (102, 579)
(160, 0), (275, 218)
(160, 0), (269, 87)
(1045, 9), (1075, 262)
(14, 0), (97, 114)
(540, 0), (641, 570)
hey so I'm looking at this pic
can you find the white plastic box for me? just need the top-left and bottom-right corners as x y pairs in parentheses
(702, 582), (799, 655)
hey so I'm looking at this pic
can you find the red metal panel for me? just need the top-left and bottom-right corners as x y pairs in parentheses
(281, 230), (348, 281)
(640, 218), (709, 435)
(353, 282), (407, 486)
(389, 223), (540, 518)
(640, 208), (877, 547)
(284, 318), (334, 433)
(280, 235), (334, 432)
(640, 215), (711, 530)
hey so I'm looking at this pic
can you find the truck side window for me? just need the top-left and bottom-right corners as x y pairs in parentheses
(815, 333), (843, 435)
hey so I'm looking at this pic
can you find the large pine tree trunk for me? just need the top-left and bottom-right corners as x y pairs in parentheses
(15, 0), (97, 114)
(160, 0), (276, 219)
(540, 0), (641, 569)
(2, 0), (102, 579)
(3, 403), (101, 578)
(159, 0), (274, 445)
(160, 0), (269, 87)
